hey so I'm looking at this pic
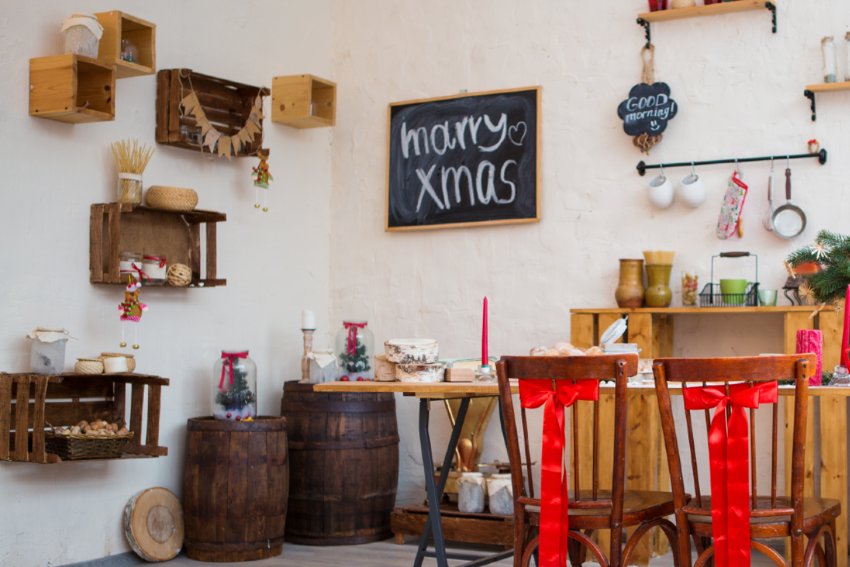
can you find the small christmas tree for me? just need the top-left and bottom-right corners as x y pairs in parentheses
(216, 364), (255, 410)
(339, 335), (371, 374)
(787, 230), (850, 305)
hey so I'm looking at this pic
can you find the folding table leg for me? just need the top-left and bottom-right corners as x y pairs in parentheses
(414, 397), (471, 567)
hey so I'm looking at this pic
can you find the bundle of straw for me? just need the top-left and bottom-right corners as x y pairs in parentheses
(111, 139), (154, 204)
(111, 139), (154, 174)
(643, 250), (675, 265)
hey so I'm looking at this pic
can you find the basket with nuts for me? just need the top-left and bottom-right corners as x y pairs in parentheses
(46, 420), (133, 460)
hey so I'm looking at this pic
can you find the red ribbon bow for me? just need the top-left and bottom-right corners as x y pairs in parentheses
(219, 351), (249, 389)
(130, 262), (151, 282)
(519, 378), (600, 567)
(343, 321), (366, 355)
(682, 381), (778, 566)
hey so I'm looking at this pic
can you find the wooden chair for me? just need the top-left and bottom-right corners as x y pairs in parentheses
(653, 355), (840, 567)
(496, 354), (681, 567)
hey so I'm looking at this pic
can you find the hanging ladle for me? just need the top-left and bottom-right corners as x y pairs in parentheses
(771, 157), (807, 240)
(762, 158), (774, 232)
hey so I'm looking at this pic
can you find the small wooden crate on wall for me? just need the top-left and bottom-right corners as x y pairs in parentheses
(272, 74), (336, 128)
(29, 54), (115, 123)
(95, 10), (156, 78)
(0, 372), (169, 464)
(156, 69), (269, 155)
(90, 203), (227, 287)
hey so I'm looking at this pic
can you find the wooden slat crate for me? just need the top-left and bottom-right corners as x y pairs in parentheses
(156, 68), (268, 156)
(0, 372), (169, 464)
(90, 203), (226, 287)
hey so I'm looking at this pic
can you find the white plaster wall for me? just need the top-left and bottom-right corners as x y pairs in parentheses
(0, 1), (333, 564)
(330, 1), (850, 504)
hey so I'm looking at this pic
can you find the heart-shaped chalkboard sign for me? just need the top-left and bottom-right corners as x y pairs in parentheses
(617, 82), (678, 136)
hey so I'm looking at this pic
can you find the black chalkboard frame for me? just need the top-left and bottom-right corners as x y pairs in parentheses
(385, 86), (541, 232)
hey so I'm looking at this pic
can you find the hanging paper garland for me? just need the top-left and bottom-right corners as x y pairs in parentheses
(616, 45), (678, 154)
(180, 91), (265, 160)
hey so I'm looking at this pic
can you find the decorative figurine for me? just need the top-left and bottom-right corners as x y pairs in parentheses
(252, 148), (273, 212)
(118, 276), (147, 349)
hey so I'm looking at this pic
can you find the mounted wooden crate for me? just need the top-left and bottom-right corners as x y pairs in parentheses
(95, 10), (156, 78)
(29, 54), (115, 123)
(156, 69), (269, 156)
(90, 203), (226, 287)
(272, 74), (336, 128)
(0, 372), (169, 464)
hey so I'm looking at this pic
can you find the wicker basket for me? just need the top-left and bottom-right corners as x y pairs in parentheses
(75, 358), (104, 374)
(145, 186), (198, 212)
(45, 431), (134, 460)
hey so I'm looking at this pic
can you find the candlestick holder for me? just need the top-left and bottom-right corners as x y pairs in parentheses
(300, 328), (315, 383)
(474, 364), (496, 383)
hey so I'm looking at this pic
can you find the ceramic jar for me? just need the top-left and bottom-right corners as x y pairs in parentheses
(615, 259), (645, 308)
(487, 473), (514, 515)
(457, 472), (486, 513)
(645, 264), (673, 307)
(213, 350), (257, 421)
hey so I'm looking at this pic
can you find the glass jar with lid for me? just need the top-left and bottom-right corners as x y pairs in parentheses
(335, 321), (374, 380)
(119, 251), (142, 281)
(213, 350), (257, 421)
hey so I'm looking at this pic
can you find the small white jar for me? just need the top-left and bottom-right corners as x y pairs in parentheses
(142, 255), (167, 286)
(457, 472), (486, 514)
(487, 473), (515, 515)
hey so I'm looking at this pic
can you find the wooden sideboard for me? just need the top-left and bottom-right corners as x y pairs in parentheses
(570, 306), (841, 368)
(570, 306), (847, 562)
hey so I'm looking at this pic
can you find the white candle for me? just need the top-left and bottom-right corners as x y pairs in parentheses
(301, 309), (316, 330)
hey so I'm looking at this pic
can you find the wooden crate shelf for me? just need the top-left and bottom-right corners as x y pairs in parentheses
(0, 372), (169, 464)
(29, 54), (115, 123)
(390, 505), (513, 548)
(272, 74), (336, 128)
(95, 11), (156, 78)
(156, 69), (269, 156)
(90, 203), (226, 287)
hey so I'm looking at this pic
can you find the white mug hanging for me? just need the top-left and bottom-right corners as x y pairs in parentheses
(679, 163), (706, 208)
(647, 166), (674, 209)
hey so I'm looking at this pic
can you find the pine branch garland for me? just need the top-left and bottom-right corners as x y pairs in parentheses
(788, 229), (850, 304)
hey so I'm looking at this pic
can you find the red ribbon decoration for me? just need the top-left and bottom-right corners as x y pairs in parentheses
(343, 321), (366, 355)
(519, 378), (600, 567)
(682, 381), (778, 566)
(130, 262), (151, 282)
(219, 351), (249, 389)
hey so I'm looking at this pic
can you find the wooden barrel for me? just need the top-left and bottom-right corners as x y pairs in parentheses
(182, 416), (288, 562)
(281, 381), (399, 545)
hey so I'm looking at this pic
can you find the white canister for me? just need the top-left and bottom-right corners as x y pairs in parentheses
(142, 255), (167, 285)
(487, 473), (515, 515)
(457, 472), (486, 514)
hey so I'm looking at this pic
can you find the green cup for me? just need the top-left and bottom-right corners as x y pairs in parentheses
(719, 278), (748, 305)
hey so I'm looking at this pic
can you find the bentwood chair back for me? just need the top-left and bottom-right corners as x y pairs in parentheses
(496, 354), (681, 567)
(653, 354), (839, 567)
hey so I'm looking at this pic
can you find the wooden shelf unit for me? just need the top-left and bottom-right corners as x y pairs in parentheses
(0, 372), (169, 464)
(95, 11), (156, 78)
(29, 54), (115, 123)
(803, 81), (850, 121)
(638, 0), (773, 23)
(90, 203), (226, 287)
(156, 69), (269, 155)
(391, 504), (513, 548)
(272, 74), (336, 128)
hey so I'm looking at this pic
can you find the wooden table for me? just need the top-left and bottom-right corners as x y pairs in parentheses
(315, 381), (515, 567)
(318, 379), (849, 565)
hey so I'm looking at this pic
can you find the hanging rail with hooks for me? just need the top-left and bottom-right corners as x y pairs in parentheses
(636, 149), (827, 176)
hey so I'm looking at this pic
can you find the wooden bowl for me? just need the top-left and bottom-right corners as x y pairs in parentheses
(145, 186), (198, 212)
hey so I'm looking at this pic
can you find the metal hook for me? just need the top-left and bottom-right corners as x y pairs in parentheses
(770, 156), (774, 173)
(787, 155), (791, 169)
(690, 162), (696, 177)
(735, 158), (741, 176)
(660, 164), (666, 179)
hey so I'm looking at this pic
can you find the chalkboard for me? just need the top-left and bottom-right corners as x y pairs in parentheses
(386, 87), (540, 231)
(617, 82), (678, 137)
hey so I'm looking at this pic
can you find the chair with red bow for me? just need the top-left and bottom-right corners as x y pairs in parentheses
(653, 354), (840, 567)
(496, 354), (681, 567)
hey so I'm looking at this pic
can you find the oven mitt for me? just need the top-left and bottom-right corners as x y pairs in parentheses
(716, 171), (748, 239)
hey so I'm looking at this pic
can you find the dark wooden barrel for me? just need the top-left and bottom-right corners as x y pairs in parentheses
(281, 381), (399, 545)
(183, 416), (288, 562)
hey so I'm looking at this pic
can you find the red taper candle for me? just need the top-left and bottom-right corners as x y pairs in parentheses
(842, 284), (850, 369)
(482, 296), (489, 366)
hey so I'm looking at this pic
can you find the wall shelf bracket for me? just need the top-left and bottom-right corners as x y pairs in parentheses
(804, 89), (817, 121)
(636, 17), (651, 49)
(765, 1), (777, 33)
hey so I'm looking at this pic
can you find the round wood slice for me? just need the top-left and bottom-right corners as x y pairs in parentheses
(124, 487), (184, 562)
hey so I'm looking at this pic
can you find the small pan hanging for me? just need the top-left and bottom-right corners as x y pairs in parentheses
(771, 160), (807, 240)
